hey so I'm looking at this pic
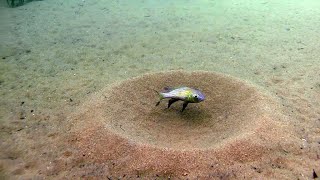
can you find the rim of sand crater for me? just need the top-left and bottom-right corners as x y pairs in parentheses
(69, 70), (288, 151)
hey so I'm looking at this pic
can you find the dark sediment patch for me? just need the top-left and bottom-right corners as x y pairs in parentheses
(67, 71), (299, 178)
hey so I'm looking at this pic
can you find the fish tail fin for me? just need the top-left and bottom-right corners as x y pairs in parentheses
(152, 89), (163, 98)
(153, 89), (160, 95)
(143, 86), (166, 106)
(153, 89), (164, 106)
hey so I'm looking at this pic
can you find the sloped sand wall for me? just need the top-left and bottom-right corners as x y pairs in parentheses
(68, 71), (299, 178)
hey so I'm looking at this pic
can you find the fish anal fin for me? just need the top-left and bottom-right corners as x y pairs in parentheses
(181, 102), (189, 112)
(168, 98), (179, 108)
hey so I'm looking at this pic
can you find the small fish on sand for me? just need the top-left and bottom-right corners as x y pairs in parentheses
(155, 87), (205, 112)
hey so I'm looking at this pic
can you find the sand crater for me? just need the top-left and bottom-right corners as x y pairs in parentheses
(84, 71), (279, 150)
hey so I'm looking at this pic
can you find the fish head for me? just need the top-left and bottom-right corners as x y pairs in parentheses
(191, 90), (205, 103)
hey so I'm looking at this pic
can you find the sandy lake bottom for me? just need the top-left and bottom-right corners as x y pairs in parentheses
(0, 0), (319, 179)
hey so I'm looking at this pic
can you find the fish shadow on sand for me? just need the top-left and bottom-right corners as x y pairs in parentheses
(149, 103), (212, 126)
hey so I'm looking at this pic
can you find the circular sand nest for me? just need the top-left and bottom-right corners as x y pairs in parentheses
(74, 71), (287, 151)
(68, 71), (296, 178)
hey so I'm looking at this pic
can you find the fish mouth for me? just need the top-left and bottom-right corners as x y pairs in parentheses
(199, 95), (205, 101)
(197, 94), (205, 102)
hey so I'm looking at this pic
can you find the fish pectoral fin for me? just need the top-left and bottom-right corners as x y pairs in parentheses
(168, 98), (179, 108)
(181, 102), (189, 112)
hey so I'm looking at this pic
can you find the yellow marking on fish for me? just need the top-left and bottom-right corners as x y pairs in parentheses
(178, 90), (192, 97)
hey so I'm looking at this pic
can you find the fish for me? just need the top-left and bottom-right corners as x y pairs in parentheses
(155, 86), (205, 112)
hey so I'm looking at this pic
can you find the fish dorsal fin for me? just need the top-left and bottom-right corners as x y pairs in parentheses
(163, 86), (174, 93)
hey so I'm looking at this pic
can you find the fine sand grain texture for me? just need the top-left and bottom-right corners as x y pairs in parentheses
(66, 71), (302, 178)
(1, 0), (320, 179)
(73, 71), (290, 151)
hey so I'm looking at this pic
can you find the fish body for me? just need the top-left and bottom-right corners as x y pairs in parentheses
(156, 87), (205, 112)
